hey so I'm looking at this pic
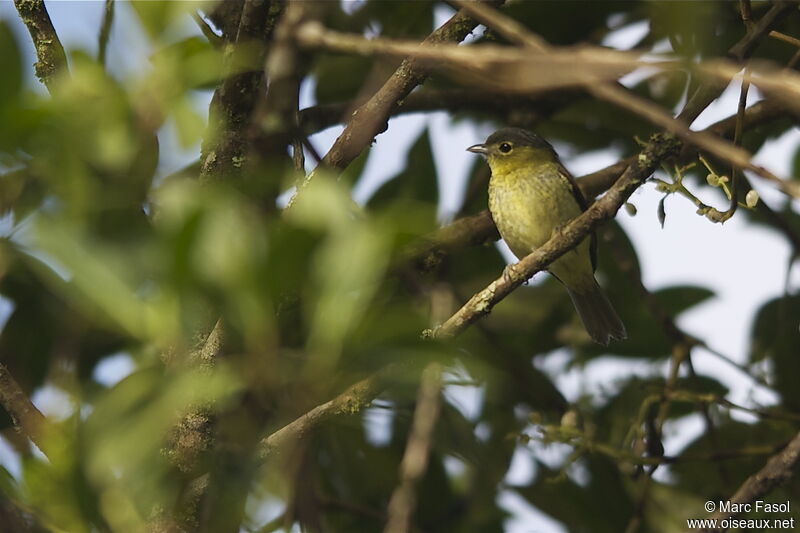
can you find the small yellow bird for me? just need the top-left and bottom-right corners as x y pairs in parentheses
(468, 128), (626, 345)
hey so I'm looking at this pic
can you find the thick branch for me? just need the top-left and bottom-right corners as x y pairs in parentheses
(200, 0), (282, 182)
(13, 0), (68, 93)
(428, 133), (681, 339)
(695, 430), (800, 532)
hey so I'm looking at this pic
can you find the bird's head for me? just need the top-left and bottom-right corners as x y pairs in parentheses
(467, 128), (558, 174)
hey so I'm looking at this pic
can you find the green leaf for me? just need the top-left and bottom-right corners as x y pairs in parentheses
(647, 1), (739, 59)
(516, 456), (633, 532)
(131, 2), (200, 40)
(359, 0), (434, 39)
(501, 1), (642, 46)
(749, 294), (800, 409)
(0, 21), (22, 107)
(574, 224), (714, 358)
(671, 419), (796, 497)
(30, 217), (179, 343)
(367, 128), (439, 227)
(313, 54), (373, 105)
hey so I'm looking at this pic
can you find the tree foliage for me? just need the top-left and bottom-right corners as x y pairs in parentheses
(1, 1), (799, 532)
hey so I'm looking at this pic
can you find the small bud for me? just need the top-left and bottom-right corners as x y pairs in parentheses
(560, 409), (580, 429)
(625, 202), (637, 216)
(719, 175), (729, 184)
(706, 173), (720, 187)
(746, 189), (759, 208)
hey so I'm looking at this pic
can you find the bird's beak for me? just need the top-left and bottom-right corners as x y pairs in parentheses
(467, 143), (488, 155)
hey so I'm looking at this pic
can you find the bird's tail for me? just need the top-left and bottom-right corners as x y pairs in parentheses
(566, 280), (627, 345)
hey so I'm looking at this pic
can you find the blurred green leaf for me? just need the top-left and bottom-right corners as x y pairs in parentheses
(31, 216), (179, 343)
(367, 128), (439, 228)
(500, 1), (642, 46)
(593, 374), (729, 446)
(648, 1), (739, 59)
(131, 2), (202, 40)
(359, 0), (434, 39)
(750, 294), (800, 409)
(671, 419), (796, 498)
(0, 21), (22, 108)
(517, 455), (633, 533)
(313, 54), (374, 105)
(286, 176), (391, 368)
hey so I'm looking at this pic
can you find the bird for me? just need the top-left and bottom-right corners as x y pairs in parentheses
(467, 127), (626, 345)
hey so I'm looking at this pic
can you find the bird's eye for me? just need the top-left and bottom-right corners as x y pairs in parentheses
(499, 142), (513, 154)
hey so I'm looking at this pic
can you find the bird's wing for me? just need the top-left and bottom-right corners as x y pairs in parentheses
(557, 162), (598, 271)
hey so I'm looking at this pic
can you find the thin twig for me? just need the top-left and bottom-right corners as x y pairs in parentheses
(260, 363), (407, 458)
(723, 73), (751, 220)
(384, 363), (443, 533)
(97, 0), (115, 66)
(769, 29), (800, 48)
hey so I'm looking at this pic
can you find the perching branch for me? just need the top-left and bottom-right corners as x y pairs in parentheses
(400, 95), (789, 279)
(255, 93), (789, 460)
(12, 0), (68, 93)
(428, 133), (681, 340)
(695, 429), (800, 533)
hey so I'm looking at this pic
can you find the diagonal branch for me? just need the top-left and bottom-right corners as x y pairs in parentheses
(693, 429), (800, 532)
(427, 133), (681, 339)
(260, 363), (405, 459)
(0, 362), (56, 460)
(313, 2), (498, 174)
(12, 0), (68, 94)
(450, 0), (800, 198)
(400, 96), (790, 285)
(384, 363), (443, 533)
